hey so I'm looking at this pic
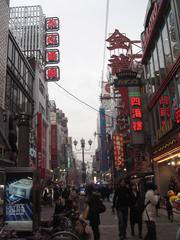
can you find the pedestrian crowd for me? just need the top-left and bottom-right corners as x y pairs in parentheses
(41, 179), (180, 240)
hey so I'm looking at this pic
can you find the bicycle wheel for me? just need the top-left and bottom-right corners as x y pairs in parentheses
(49, 231), (80, 240)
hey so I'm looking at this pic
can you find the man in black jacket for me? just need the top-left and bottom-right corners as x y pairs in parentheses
(113, 178), (130, 240)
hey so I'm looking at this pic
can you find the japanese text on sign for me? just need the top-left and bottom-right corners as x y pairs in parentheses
(113, 133), (124, 169)
(131, 97), (143, 131)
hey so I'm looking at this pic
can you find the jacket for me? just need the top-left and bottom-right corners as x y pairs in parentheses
(113, 186), (130, 209)
(143, 190), (159, 222)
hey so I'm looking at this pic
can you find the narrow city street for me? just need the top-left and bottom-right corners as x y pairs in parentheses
(41, 201), (180, 240)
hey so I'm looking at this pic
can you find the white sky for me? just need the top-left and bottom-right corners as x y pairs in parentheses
(10, 0), (148, 157)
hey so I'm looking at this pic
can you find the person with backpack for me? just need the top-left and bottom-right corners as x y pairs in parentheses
(112, 178), (130, 240)
(143, 182), (159, 240)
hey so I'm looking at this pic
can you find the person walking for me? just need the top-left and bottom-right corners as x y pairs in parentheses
(129, 183), (143, 239)
(143, 182), (159, 240)
(88, 191), (106, 240)
(112, 178), (130, 240)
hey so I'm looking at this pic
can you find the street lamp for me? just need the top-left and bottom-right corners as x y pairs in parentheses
(73, 138), (92, 184)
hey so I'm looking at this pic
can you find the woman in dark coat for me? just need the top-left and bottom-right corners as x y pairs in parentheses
(129, 183), (143, 239)
(88, 192), (106, 240)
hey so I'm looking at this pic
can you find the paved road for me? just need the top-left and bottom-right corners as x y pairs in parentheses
(100, 202), (179, 240)
(41, 201), (179, 240)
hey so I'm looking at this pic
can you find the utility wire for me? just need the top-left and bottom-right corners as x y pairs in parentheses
(54, 82), (115, 119)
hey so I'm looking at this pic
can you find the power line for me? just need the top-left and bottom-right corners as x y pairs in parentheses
(54, 82), (115, 120)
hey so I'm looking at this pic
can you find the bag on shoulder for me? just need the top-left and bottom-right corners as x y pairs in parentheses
(82, 205), (90, 220)
(97, 200), (106, 214)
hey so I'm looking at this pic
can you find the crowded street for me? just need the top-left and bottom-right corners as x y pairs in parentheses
(41, 199), (179, 240)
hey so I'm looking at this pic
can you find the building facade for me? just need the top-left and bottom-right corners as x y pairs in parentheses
(9, 5), (45, 61)
(142, 0), (180, 195)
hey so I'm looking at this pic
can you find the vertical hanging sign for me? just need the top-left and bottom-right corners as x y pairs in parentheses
(45, 17), (60, 81)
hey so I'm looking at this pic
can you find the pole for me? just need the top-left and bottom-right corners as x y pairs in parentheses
(82, 146), (85, 183)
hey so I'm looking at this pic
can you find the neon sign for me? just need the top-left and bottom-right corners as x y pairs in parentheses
(176, 108), (180, 124)
(113, 133), (124, 169)
(131, 96), (143, 131)
(46, 49), (60, 64)
(45, 66), (60, 81)
(46, 33), (59, 48)
(45, 17), (59, 32)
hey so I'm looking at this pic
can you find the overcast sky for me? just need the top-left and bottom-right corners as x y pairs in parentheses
(10, 0), (148, 156)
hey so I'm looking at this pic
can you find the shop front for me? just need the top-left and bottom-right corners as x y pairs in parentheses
(153, 129), (180, 196)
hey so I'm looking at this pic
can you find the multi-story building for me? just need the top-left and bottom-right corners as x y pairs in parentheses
(50, 101), (69, 171)
(9, 5), (51, 177)
(0, 0), (10, 163)
(9, 5), (45, 61)
(141, 0), (180, 195)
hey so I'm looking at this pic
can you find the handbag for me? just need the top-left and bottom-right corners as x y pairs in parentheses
(82, 205), (90, 220)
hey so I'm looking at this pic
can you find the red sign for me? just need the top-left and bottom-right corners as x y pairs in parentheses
(159, 95), (170, 126)
(176, 108), (180, 124)
(46, 49), (60, 64)
(130, 96), (143, 131)
(45, 17), (59, 31)
(113, 133), (124, 169)
(106, 29), (130, 50)
(45, 66), (60, 81)
(46, 33), (59, 48)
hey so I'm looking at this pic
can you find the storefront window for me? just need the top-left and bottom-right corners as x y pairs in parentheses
(157, 35), (166, 80)
(167, 8), (180, 62)
(152, 45), (161, 87)
(162, 22), (173, 70)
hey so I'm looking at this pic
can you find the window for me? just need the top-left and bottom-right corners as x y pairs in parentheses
(168, 80), (178, 120)
(152, 46), (160, 87)
(157, 35), (166, 79)
(161, 22), (173, 70)
(149, 57), (155, 93)
(167, 8), (180, 62)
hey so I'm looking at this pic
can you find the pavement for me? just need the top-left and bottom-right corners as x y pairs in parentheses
(40, 201), (180, 240)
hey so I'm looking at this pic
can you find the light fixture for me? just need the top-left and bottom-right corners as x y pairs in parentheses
(171, 161), (175, 166)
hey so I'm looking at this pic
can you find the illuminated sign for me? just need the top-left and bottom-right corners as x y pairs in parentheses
(45, 49), (60, 64)
(113, 133), (124, 169)
(45, 17), (59, 32)
(45, 66), (60, 81)
(176, 108), (180, 124)
(131, 96), (143, 131)
(46, 33), (59, 48)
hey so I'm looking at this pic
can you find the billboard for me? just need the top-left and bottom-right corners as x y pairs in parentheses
(5, 171), (33, 232)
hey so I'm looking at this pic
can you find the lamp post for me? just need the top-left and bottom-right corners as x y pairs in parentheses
(73, 138), (92, 184)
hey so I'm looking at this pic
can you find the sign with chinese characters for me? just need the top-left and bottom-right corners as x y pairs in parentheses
(131, 96), (143, 131)
(176, 108), (180, 124)
(159, 95), (170, 127)
(46, 33), (59, 48)
(45, 17), (59, 32)
(113, 133), (124, 169)
(45, 17), (60, 81)
(45, 66), (60, 82)
(45, 49), (60, 64)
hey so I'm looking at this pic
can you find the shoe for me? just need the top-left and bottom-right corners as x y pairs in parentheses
(139, 234), (142, 239)
(131, 231), (135, 236)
